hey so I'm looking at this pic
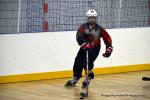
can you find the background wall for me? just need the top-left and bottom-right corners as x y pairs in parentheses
(0, 0), (150, 33)
(0, 27), (150, 76)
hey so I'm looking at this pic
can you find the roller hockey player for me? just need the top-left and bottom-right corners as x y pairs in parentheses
(65, 9), (113, 88)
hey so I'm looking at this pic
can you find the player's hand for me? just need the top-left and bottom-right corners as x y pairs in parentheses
(102, 46), (113, 58)
(81, 43), (92, 49)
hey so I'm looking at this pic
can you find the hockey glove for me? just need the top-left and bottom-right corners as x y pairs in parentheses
(81, 43), (92, 49)
(103, 46), (113, 58)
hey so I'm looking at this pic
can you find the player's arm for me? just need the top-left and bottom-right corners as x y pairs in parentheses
(100, 27), (113, 57)
(76, 25), (92, 49)
(100, 27), (112, 48)
(76, 25), (86, 46)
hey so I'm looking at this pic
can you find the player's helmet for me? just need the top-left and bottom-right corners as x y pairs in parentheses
(86, 9), (97, 17)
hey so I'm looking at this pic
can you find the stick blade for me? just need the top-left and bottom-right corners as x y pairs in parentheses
(142, 77), (150, 81)
(80, 92), (88, 99)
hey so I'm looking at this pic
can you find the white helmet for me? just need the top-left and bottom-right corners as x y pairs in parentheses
(86, 9), (97, 17)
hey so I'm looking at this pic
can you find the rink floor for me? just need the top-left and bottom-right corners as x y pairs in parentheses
(0, 71), (150, 100)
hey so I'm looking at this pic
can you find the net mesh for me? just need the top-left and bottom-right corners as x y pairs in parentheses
(0, 0), (150, 33)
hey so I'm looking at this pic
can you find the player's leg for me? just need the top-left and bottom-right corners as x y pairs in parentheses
(65, 48), (86, 87)
(82, 45), (100, 88)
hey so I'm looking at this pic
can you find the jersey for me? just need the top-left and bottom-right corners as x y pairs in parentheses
(76, 22), (112, 48)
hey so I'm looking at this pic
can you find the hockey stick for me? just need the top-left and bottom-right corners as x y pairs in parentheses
(142, 77), (150, 81)
(80, 50), (89, 99)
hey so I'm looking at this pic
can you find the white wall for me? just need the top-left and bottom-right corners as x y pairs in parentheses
(96, 27), (150, 67)
(0, 27), (150, 76)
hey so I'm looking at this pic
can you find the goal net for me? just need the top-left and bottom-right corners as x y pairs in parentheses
(0, 0), (149, 33)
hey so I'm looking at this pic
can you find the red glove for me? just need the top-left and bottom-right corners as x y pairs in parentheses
(82, 43), (92, 49)
(102, 46), (113, 58)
